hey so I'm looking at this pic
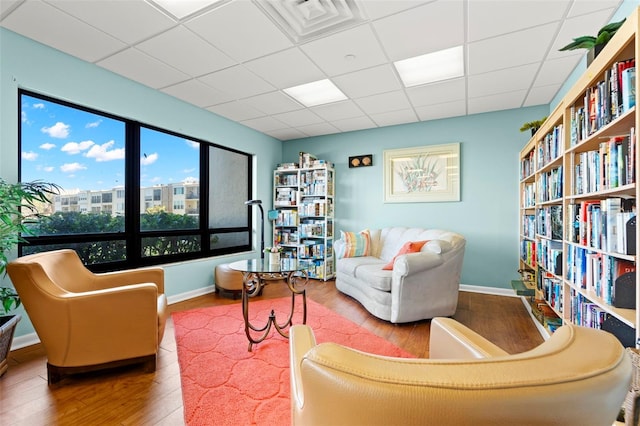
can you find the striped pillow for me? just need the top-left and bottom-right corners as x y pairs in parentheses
(336, 229), (371, 259)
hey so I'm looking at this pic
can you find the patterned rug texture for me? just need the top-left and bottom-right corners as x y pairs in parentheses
(172, 296), (413, 425)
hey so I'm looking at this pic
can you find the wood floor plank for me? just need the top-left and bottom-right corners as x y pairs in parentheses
(1, 280), (542, 425)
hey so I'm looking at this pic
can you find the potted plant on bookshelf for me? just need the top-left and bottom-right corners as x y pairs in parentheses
(559, 18), (626, 65)
(520, 117), (547, 136)
(0, 178), (60, 377)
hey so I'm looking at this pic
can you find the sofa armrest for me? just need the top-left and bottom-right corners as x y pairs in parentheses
(290, 325), (317, 410)
(393, 251), (444, 276)
(429, 317), (508, 359)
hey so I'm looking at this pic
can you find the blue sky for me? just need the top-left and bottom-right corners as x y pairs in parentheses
(20, 94), (200, 192)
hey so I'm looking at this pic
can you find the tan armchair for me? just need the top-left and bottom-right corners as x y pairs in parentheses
(290, 317), (631, 426)
(7, 249), (168, 385)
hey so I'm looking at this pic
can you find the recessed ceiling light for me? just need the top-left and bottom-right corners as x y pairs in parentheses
(149, 0), (224, 19)
(283, 79), (348, 107)
(394, 46), (464, 87)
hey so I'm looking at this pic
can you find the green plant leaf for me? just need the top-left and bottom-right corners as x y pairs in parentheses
(597, 18), (625, 37)
(558, 36), (596, 51)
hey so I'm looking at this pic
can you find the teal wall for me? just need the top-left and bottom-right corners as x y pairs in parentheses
(0, 28), (281, 337)
(283, 105), (547, 289)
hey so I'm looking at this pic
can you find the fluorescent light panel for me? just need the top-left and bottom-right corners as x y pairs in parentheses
(394, 46), (464, 87)
(148, 0), (224, 19)
(283, 79), (347, 107)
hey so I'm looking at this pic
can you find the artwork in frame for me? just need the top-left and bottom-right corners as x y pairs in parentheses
(383, 143), (460, 203)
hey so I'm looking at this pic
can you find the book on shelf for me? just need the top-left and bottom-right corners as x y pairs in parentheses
(621, 66), (636, 113)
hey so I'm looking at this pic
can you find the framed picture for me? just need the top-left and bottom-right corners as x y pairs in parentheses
(348, 154), (373, 168)
(383, 143), (460, 203)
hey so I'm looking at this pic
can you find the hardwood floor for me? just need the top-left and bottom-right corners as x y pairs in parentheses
(1, 280), (543, 426)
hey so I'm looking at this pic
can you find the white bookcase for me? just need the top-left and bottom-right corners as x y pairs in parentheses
(273, 163), (335, 280)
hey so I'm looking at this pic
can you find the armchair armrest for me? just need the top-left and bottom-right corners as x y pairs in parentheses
(429, 317), (508, 359)
(393, 251), (444, 276)
(290, 325), (317, 409)
(93, 268), (165, 293)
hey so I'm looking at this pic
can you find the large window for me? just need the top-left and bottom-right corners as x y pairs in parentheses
(19, 90), (252, 271)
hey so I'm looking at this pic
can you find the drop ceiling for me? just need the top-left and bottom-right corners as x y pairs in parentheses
(0, 0), (624, 141)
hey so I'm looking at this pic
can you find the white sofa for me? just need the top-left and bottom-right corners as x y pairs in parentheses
(334, 227), (465, 323)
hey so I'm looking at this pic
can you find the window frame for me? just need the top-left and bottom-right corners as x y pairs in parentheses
(18, 89), (253, 272)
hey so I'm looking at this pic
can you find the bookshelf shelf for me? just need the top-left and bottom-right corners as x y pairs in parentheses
(518, 8), (639, 346)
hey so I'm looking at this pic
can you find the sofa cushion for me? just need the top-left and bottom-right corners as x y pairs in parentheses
(382, 240), (429, 270)
(336, 229), (371, 259)
(337, 256), (384, 277)
(355, 264), (393, 291)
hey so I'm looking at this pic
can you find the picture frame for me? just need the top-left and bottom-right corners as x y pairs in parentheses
(348, 154), (373, 168)
(383, 143), (460, 203)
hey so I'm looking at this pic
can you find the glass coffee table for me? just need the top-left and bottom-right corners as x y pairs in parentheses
(228, 259), (308, 351)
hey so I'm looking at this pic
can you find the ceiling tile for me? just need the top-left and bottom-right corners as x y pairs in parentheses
(272, 109), (324, 127)
(206, 100), (265, 122)
(468, 0), (569, 42)
(468, 22), (557, 75)
(265, 127), (307, 141)
(242, 91), (303, 115)
(185, 0), (293, 62)
(310, 100), (365, 121)
(533, 55), (581, 87)
(1, 0), (125, 62)
(370, 109), (419, 127)
(149, 0), (224, 20)
(161, 79), (234, 107)
(46, 0), (176, 44)
(297, 122), (340, 137)
(136, 26), (235, 77)
(241, 116), (288, 132)
(333, 64), (401, 98)
(523, 84), (562, 107)
(567, 0), (620, 18)
(468, 64), (538, 98)
(355, 91), (412, 115)
(244, 47), (325, 89)
(198, 65), (274, 99)
(406, 78), (466, 107)
(372, 1), (464, 61)
(0, 0), (23, 19)
(300, 24), (388, 76)
(359, 1), (425, 21)
(97, 48), (189, 89)
(415, 100), (466, 121)
(468, 90), (528, 115)
(331, 116), (377, 132)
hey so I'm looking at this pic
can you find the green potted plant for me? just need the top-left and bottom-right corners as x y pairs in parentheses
(520, 117), (547, 136)
(559, 18), (626, 64)
(0, 178), (59, 377)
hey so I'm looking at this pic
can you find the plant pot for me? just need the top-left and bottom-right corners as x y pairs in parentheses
(268, 252), (280, 266)
(587, 44), (605, 67)
(0, 314), (21, 377)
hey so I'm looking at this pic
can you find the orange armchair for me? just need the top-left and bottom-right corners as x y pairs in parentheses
(7, 249), (168, 385)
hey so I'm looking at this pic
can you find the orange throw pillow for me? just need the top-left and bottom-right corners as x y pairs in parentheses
(382, 240), (429, 270)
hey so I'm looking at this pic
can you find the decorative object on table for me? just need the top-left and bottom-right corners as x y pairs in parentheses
(245, 199), (265, 259)
(558, 18), (626, 65)
(265, 246), (282, 265)
(0, 178), (60, 377)
(519, 117), (547, 136)
(383, 143), (460, 203)
(348, 154), (373, 168)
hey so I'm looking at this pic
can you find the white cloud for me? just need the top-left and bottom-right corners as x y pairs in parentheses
(86, 119), (102, 128)
(61, 162), (87, 173)
(141, 152), (158, 166)
(40, 142), (56, 150)
(61, 140), (94, 155)
(41, 121), (70, 138)
(43, 166), (55, 172)
(185, 140), (199, 149)
(22, 151), (38, 161)
(33, 103), (45, 109)
(183, 168), (196, 173)
(21, 111), (28, 123)
(85, 140), (125, 162)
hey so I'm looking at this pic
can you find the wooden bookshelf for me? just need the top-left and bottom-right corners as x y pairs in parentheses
(518, 7), (639, 348)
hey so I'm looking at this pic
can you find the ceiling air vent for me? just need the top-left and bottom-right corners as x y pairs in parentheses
(254, 0), (366, 42)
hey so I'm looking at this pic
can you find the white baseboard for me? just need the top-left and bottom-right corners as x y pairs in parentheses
(459, 283), (518, 297)
(11, 285), (217, 351)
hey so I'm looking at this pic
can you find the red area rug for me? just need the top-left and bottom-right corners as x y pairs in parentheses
(173, 297), (413, 425)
